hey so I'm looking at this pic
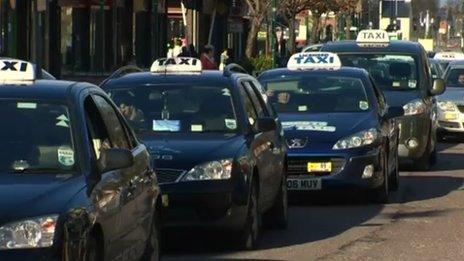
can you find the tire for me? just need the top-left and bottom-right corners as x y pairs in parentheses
(236, 182), (260, 250)
(142, 210), (161, 261)
(85, 234), (100, 261)
(388, 150), (400, 191)
(369, 152), (389, 204)
(430, 146), (437, 166)
(263, 174), (288, 229)
(437, 131), (446, 142)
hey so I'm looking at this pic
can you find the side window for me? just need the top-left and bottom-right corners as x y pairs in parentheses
(84, 97), (111, 160)
(239, 86), (258, 128)
(92, 95), (130, 149)
(247, 80), (274, 117)
(244, 82), (267, 118)
(370, 77), (386, 112)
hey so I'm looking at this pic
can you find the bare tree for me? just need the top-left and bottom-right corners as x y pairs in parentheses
(279, 0), (313, 54)
(308, 0), (338, 44)
(244, 0), (272, 58)
(335, 0), (360, 40)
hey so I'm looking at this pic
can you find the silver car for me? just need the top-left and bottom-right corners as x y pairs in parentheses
(437, 60), (464, 139)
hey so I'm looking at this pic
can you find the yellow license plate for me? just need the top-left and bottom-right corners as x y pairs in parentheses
(307, 162), (332, 172)
(444, 112), (457, 120)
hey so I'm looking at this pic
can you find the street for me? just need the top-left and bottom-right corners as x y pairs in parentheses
(164, 141), (464, 260)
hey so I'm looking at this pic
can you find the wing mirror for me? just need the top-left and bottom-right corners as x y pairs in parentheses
(257, 117), (277, 132)
(430, 78), (445, 96)
(98, 148), (134, 173)
(386, 106), (404, 119)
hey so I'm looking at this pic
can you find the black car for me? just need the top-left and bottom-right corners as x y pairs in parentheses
(101, 58), (288, 249)
(259, 52), (403, 203)
(0, 59), (161, 260)
(322, 30), (445, 170)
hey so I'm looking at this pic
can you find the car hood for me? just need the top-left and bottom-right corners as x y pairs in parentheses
(140, 133), (246, 171)
(382, 90), (422, 107)
(437, 87), (464, 103)
(0, 174), (85, 224)
(280, 112), (377, 150)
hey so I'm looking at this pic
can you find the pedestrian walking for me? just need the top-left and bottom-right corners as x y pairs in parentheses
(200, 45), (218, 70)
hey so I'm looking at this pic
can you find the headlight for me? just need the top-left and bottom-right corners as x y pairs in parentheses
(333, 128), (378, 150)
(181, 159), (233, 181)
(0, 215), (58, 249)
(403, 100), (426, 116)
(438, 101), (457, 112)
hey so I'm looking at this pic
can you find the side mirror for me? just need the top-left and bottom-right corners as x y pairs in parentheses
(98, 148), (134, 173)
(386, 106), (404, 119)
(430, 79), (445, 96)
(257, 117), (277, 132)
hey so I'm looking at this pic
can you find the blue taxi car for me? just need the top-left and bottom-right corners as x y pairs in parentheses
(259, 53), (404, 203)
(0, 59), (161, 260)
(101, 58), (287, 249)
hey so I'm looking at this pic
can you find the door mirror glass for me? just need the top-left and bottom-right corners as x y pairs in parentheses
(431, 79), (445, 96)
(98, 148), (134, 173)
(257, 117), (276, 132)
(386, 106), (404, 119)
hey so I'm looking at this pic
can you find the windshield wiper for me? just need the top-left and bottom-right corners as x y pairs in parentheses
(11, 168), (74, 174)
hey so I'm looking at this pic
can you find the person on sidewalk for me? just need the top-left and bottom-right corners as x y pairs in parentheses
(200, 45), (218, 70)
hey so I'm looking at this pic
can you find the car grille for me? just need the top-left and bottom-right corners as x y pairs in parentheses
(287, 157), (345, 176)
(457, 105), (464, 113)
(155, 169), (185, 184)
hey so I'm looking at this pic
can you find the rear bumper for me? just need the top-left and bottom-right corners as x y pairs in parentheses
(160, 180), (248, 231)
(286, 147), (384, 192)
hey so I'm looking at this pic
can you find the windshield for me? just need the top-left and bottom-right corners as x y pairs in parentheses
(261, 75), (370, 113)
(338, 54), (419, 91)
(0, 101), (75, 172)
(445, 68), (464, 87)
(108, 85), (238, 134)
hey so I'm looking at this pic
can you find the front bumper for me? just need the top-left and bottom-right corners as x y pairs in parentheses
(397, 114), (430, 160)
(0, 248), (58, 261)
(437, 109), (464, 133)
(160, 180), (248, 231)
(286, 147), (384, 192)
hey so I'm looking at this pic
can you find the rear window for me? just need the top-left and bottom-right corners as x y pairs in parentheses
(338, 54), (419, 91)
(0, 101), (75, 173)
(260, 75), (371, 113)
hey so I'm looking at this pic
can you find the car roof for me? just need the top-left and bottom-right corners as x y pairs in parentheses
(447, 60), (464, 67)
(0, 80), (89, 100)
(258, 67), (369, 79)
(322, 40), (423, 54)
(102, 70), (241, 88)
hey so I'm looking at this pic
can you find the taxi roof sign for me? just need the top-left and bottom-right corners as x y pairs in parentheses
(150, 57), (202, 73)
(287, 52), (342, 71)
(356, 29), (390, 43)
(0, 59), (35, 83)
(433, 52), (464, 61)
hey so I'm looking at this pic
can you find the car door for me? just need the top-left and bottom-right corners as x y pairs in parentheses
(244, 80), (283, 201)
(84, 95), (131, 260)
(238, 82), (275, 210)
(91, 94), (150, 259)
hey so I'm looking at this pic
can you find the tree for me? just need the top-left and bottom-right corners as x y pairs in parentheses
(279, 0), (313, 54)
(244, 0), (272, 58)
(335, 0), (360, 40)
(308, 0), (338, 44)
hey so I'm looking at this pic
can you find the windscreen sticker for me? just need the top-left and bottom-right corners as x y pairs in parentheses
(225, 119), (237, 129)
(298, 105), (308, 112)
(359, 101), (369, 110)
(153, 120), (181, 132)
(191, 124), (203, 132)
(282, 121), (336, 132)
(56, 114), (70, 128)
(408, 80), (416, 88)
(392, 81), (400, 87)
(58, 146), (75, 167)
(17, 102), (37, 109)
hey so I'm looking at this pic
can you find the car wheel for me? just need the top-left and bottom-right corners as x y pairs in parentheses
(263, 173), (288, 229)
(389, 150), (400, 191)
(84, 234), (99, 261)
(236, 182), (260, 250)
(142, 210), (161, 261)
(370, 152), (389, 204)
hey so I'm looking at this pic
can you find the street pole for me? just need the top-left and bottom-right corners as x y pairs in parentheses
(271, 0), (277, 68)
